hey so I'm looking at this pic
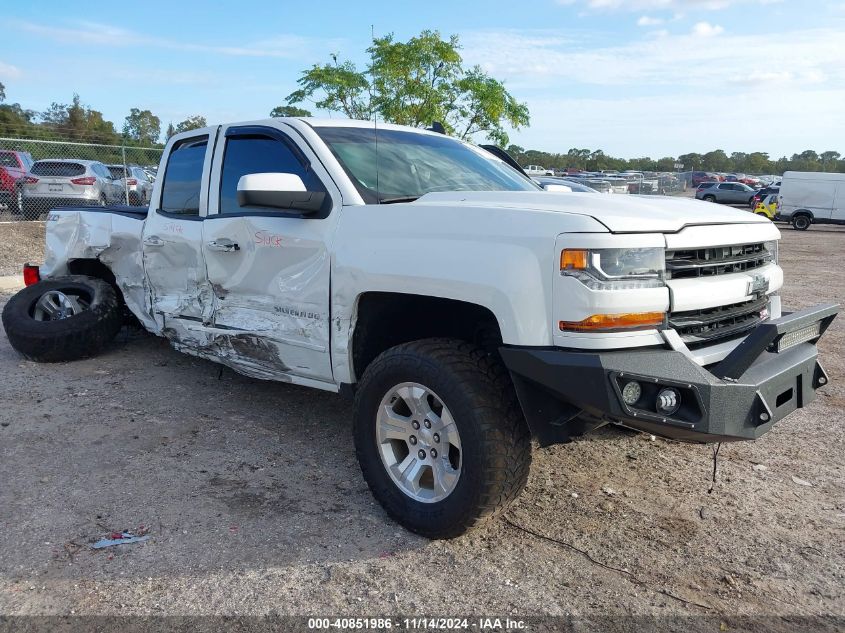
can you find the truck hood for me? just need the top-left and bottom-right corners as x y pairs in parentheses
(417, 191), (770, 233)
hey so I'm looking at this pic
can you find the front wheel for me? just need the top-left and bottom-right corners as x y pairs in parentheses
(792, 215), (811, 231)
(353, 339), (531, 538)
(1, 275), (123, 362)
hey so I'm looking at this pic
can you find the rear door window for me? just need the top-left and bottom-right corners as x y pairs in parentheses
(31, 162), (85, 177)
(160, 136), (208, 215)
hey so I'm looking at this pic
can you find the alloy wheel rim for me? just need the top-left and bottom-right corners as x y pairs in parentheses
(376, 382), (462, 503)
(32, 290), (89, 321)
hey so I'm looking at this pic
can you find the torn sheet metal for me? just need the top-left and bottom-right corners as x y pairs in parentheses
(43, 209), (157, 331)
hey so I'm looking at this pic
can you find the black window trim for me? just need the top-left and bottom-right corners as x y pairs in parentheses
(210, 124), (332, 220)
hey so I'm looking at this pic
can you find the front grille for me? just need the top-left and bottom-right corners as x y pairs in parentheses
(669, 296), (769, 347)
(665, 242), (772, 279)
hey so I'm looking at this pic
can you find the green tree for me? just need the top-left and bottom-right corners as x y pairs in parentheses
(701, 150), (730, 172)
(40, 94), (117, 143)
(0, 81), (5, 103)
(164, 122), (176, 140)
(678, 153), (703, 171)
(820, 151), (841, 170)
(269, 105), (312, 118)
(123, 108), (161, 145)
(174, 115), (207, 134)
(286, 30), (529, 146)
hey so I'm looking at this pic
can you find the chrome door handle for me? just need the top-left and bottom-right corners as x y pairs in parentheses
(143, 235), (164, 246)
(206, 239), (240, 252)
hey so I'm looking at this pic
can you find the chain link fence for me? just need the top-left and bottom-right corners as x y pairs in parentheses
(0, 138), (163, 221)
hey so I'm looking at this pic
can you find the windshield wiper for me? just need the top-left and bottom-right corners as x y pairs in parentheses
(378, 196), (420, 204)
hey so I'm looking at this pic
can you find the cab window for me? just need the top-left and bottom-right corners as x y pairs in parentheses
(218, 132), (327, 215)
(160, 136), (208, 215)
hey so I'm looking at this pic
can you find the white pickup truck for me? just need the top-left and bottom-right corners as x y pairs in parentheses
(2, 118), (838, 538)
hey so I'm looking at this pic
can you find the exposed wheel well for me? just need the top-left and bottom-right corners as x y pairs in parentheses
(351, 292), (503, 381)
(66, 259), (123, 304)
(793, 209), (813, 218)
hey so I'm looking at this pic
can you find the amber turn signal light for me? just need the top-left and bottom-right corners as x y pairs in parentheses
(559, 312), (665, 332)
(560, 249), (588, 270)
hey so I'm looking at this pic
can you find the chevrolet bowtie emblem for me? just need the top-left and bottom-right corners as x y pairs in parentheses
(748, 273), (770, 296)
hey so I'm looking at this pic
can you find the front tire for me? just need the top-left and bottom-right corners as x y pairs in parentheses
(1, 275), (123, 362)
(353, 339), (531, 539)
(792, 214), (811, 231)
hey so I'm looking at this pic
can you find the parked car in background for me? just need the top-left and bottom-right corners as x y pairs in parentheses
(690, 171), (722, 187)
(523, 165), (554, 176)
(750, 186), (780, 209)
(778, 170), (845, 230)
(695, 181), (756, 205)
(106, 164), (154, 206)
(754, 193), (779, 220)
(531, 176), (599, 193)
(0, 150), (34, 214)
(727, 174), (764, 188)
(20, 159), (123, 220)
(560, 173), (615, 193)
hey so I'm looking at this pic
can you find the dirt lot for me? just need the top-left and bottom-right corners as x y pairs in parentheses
(0, 222), (843, 628)
(0, 221), (45, 276)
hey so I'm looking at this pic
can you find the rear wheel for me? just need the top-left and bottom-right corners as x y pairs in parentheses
(353, 339), (531, 538)
(792, 214), (811, 231)
(703, 194), (716, 202)
(1, 275), (123, 362)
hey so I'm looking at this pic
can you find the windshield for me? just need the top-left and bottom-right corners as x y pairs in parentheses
(313, 126), (539, 203)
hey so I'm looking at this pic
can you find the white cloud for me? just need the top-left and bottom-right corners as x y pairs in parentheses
(9, 19), (341, 60)
(637, 15), (665, 25)
(691, 21), (725, 36)
(462, 25), (843, 88)
(462, 24), (845, 154)
(0, 61), (22, 79)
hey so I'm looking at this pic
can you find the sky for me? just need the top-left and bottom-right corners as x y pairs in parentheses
(2, 0), (845, 158)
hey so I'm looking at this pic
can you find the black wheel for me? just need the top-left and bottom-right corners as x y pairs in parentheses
(792, 215), (811, 231)
(353, 339), (531, 539)
(1, 275), (123, 362)
(703, 195), (716, 202)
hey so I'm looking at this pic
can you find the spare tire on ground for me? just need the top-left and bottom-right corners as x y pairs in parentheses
(1, 275), (123, 362)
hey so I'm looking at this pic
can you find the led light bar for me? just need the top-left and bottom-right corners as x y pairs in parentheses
(775, 322), (821, 353)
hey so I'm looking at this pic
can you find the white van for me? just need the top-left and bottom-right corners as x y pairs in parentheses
(778, 171), (845, 230)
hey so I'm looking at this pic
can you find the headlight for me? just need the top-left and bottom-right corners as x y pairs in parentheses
(560, 247), (665, 290)
(763, 240), (778, 264)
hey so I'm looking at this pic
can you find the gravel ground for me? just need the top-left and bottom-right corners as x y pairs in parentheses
(0, 221), (45, 276)
(0, 222), (843, 628)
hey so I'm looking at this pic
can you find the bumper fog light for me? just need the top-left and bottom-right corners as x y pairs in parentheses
(621, 381), (642, 405)
(656, 388), (681, 416)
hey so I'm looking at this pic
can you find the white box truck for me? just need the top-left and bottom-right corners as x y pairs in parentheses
(778, 171), (845, 230)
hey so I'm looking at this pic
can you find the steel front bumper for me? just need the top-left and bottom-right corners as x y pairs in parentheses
(500, 304), (839, 445)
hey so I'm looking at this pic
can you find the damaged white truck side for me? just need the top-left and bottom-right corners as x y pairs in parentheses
(3, 118), (838, 538)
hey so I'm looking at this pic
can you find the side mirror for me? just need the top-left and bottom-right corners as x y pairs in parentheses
(543, 184), (572, 192)
(236, 172), (325, 213)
